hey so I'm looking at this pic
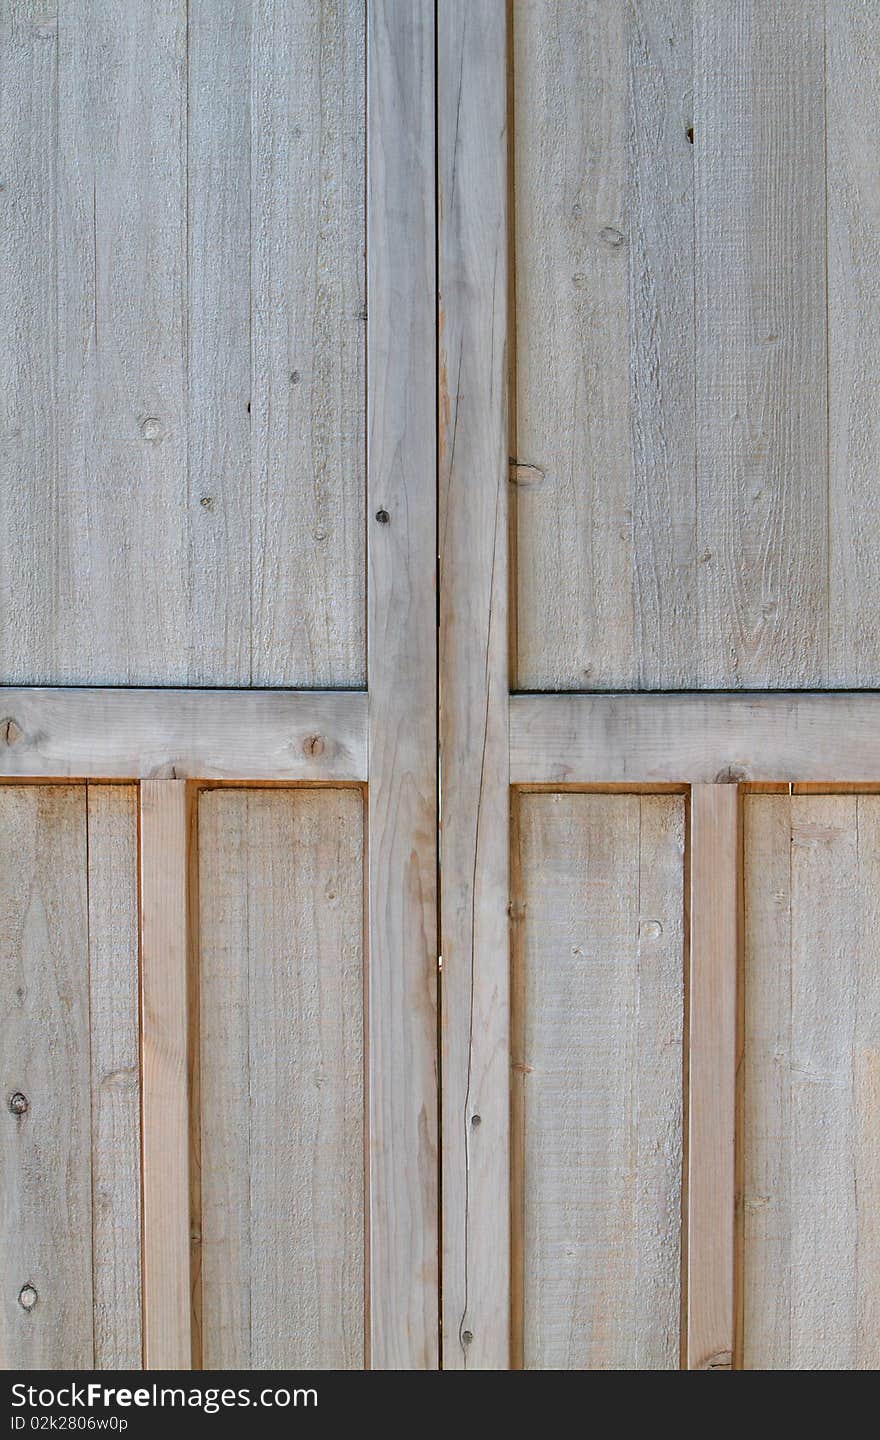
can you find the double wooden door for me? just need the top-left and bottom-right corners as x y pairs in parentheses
(3, 1), (880, 1371)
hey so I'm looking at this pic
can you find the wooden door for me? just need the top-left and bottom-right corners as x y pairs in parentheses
(1, 0), (436, 1371)
(439, 0), (880, 1371)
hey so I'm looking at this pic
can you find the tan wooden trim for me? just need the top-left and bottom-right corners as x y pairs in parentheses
(510, 691), (880, 784)
(0, 688), (367, 781)
(686, 784), (740, 1371)
(140, 780), (192, 1370)
(438, 0), (510, 1372)
(366, 1), (438, 1370)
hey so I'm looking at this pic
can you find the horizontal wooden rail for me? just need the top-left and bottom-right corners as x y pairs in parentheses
(0, 688), (367, 781)
(510, 691), (880, 784)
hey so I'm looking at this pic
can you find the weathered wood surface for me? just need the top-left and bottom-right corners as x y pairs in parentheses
(140, 780), (191, 1369)
(438, 0), (510, 1371)
(0, 0), (365, 687)
(0, 786), (92, 1368)
(86, 784), (142, 1368)
(198, 789), (364, 1370)
(742, 795), (880, 1370)
(513, 793), (684, 1369)
(367, 0), (438, 1370)
(511, 692), (880, 786)
(687, 785), (739, 1370)
(511, 0), (880, 690)
(0, 687), (367, 781)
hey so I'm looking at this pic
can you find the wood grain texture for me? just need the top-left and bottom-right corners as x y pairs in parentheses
(687, 784), (739, 1370)
(0, 785), (92, 1369)
(513, 0), (633, 689)
(54, 0), (189, 684)
(693, 0), (827, 687)
(0, 687), (367, 781)
(511, 691), (880, 786)
(140, 780), (191, 1370)
(1, 0), (365, 688)
(513, 794), (684, 1369)
(198, 789), (364, 1369)
(0, 0), (59, 685)
(187, 0), (251, 684)
(438, 0), (510, 1371)
(742, 796), (880, 1369)
(629, 0), (696, 688)
(86, 784), (142, 1368)
(251, 0), (365, 687)
(366, 0), (438, 1370)
(827, 2), (880, 684)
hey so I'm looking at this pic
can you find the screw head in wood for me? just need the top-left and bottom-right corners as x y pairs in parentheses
(8, 1092), (29, 1116)
(470, 1113), (481, 1127)
(18, 1284), (37, 1311)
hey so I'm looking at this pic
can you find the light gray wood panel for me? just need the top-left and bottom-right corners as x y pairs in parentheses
(629, 0), (696, 688)
(366, 0), (438, 1370)
(199, 789), (365, 1370)
(510, 691), (880, 786)
(693, 0), (827, 686)
(187, 0), (251, 684)
(0, 1), (58, 683)
(513, 0), (634, 689)
(1, 0), (365, 687)
(514, 794), (684, 1370)
(438, 0), (510, 1371)
(743, 796), (880, 1370)
(86, 784), (142, 1369)
(250, 0), (365, 687)
(0, 785), (92, 1368)
(827, 2), (880, 684)
(54, 0), (189, 684)
(0, 687), (368, 781)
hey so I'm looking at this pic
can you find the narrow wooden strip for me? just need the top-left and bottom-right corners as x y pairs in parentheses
(687, 784), (739, 1370)
(87, 785), (142, 1368)
(367, 0), (438, 1370)
(140, 780), (191, 1370)
(511, 691), (880, 785)
(694, 0), (827, 686)
(0, 787), (92, 1369)
(438, 0), (509, 1371)
(0, 688), (367, 781)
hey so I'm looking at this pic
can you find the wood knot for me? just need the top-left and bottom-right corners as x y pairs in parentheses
(140, 415), (163, 442)
(8, 1092), (29, 1116)
(2, 717), (22, 745)
(509, 458), (546, 487)
(714, 765), (746, 784)
(598, 225), (626, 248)
(702, 1350), (732, 1370)
(18, 1284), (38, 1311)
(303, 734), (325, 758)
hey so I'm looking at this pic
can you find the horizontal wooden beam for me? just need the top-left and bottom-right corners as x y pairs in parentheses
(510, 691), (880, 784)
(0, 688), (367, 782)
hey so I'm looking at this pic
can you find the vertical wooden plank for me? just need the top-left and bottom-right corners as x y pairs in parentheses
(438, 0), (509, 1371)
(743, 795), (880, 1369)
(0, 0), (58, 683)
(514, 794), (684, 1369)
(687, 783), (739, 1370)
(251, 0), (366, 687)
(827, 3), (880, 685)
(513, 0), (633, 689)
(694, 0), (827, 687)
(0, 786), (92, 1369)
(187, 0), (251, 683)
(140, 779), (190, 1370)
(198, 789), (365, 1370)
(54, 0), (188, 684)
(367, 0), (438, 1370)
(87, 784), (142, 1369)
(630, 0), (696, 687)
